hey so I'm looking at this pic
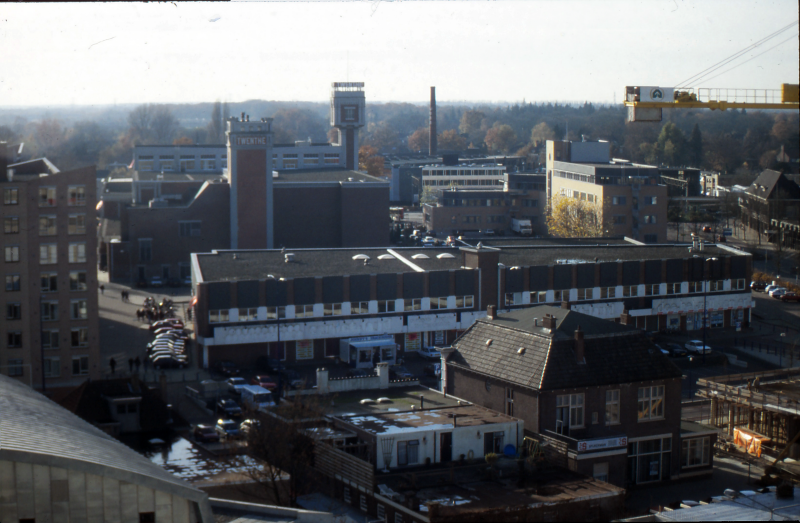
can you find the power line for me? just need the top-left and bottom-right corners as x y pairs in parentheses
(675, 21), (798, 88)
(697, 32), (799, 87)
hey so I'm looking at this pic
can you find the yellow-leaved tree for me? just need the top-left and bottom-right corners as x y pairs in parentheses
(546, 194), (606, 238)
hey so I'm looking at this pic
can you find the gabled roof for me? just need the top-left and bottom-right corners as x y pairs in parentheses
(448, 306), (681, 391)
(747, 169), (783, 198)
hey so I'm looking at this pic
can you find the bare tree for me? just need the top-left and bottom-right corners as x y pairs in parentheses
(127, 104), (153, 143)
(150, 106), (178, 144)
(207, 101), (223, 144)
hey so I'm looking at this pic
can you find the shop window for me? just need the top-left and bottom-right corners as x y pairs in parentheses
(681, 437), (710, 468)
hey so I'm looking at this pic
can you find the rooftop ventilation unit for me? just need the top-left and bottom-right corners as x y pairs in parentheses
(377, 254), (395, 260)
(437, 253), (455, 259)
(352, 254), (370, 261)
(285, 253), (295, 263)
(411, 254), (429, 259)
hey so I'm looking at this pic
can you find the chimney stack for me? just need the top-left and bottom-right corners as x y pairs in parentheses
(620, 309), (632, 325)
(542, 314), (557, 330)
(429, 87), (437, 156)
(561, 300), (571, 309)
(453, 414), (457, 428)
(574, 325), (585, 363)
(487, 305), (496, 320)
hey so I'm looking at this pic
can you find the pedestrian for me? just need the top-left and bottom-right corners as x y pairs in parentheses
(121, 290), (125, 302)
(100, 284), (105, 295)
(128, 358), (134, 373)
(135, 356), (141, 373)
(109, 357), (116, 375)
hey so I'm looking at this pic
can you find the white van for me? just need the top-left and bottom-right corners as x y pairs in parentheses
(241, 385), (276, 412)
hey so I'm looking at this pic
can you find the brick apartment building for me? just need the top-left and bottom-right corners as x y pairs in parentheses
(2, 149), (101, 391)
(442, 306), (716, 487)
(189, 239), (752, 370)
(546, 139), (668, 243)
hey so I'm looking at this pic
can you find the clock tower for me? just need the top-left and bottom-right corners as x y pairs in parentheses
(330, 82), (366, 170)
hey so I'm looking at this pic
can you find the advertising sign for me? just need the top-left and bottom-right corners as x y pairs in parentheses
(577, 437), (627, 452)
(405, 333), (421, 352)
(639, 86), (675, 103)
(723, 228), (733, 236)
(235, 135), (270, 146)
(296, 339), (313, 360)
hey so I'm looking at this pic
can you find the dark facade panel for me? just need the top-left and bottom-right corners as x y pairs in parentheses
(689, 257), (704, 281)
(322, 276), (344, 304)
(644, 260), (662, 285)
(236, 280), (260, 308)
(709, 257), (723, 280)
(429, 271), (450, 297)
(665, 259), (683, 283)
(730, 256), (746, 279)
(505, 268), (523, 293)
(622, 261), (640, 286)
(529, 266), (549, 291)
(553, 265), (572, 290)
(403, 272), (424, 299)
(599, 263), (618, 287)
(454, 270), (475, 296)
(576, 264), (594, 288)
(350, 274), (371, 302)
(376, 273), (397, 301)
(207, 282), (231, 310)
(293, 278), (316, 305)
(265, 279), (288, 306)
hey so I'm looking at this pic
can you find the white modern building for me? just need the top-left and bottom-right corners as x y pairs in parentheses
(421, 164), (506, 188)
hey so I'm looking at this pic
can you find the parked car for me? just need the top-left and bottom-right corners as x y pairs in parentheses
(150, 319), (184, 331)
(769, 287), (789, 298)
(227, 377), (248, 395)
(280, 369), (305, 389)
(702, 226), (712, 233)
(654, 344), (670, 357)
(418, 346), (441, 360)
(481, 229), (495, 236)
(750, 281), (767, 292)
(214, 360), (239, 377)
(685, 340), (712, 354)
(215, 419), (240, 440)
(193, 424), (220, 443)
(251, 375), (278, 390)
(150, 276), (163, 288)
(240, 419), (262, 437)
(216, 399), (243, 418)
(765, 284), (782, 294)
(390, 366), (415, 379)
(665, 343), (688, 357)
(780, 292), (800, 303)
(423, 363), (440, 376)
(150, 355), (187, 369)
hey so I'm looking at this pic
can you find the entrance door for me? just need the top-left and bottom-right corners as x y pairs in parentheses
(440, 432), (452, 463)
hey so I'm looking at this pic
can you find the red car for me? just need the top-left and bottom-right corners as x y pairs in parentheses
(193, 424), (220, 443)
(251, 375), (278, 390)
(702, 226), (712, 233)
(781, 292), (800, 303)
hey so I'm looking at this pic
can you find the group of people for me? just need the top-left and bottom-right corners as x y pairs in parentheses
(136, 296), (176, 322)
(109, 356), (144, 375)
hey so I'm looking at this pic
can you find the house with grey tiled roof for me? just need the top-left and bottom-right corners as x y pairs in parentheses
(442, 305), (715, 488)
(0, 374), (213, 522)
(740, 169), (800, 243)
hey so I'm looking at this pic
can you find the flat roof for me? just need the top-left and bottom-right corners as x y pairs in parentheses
(496, 244), (731, 266)
(339, 405), (516, 435)
(469, 237), (631, 248)
(273, 169), (386, 184)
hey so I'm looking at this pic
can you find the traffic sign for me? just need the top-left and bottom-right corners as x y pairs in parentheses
(723, 228), (733, 236)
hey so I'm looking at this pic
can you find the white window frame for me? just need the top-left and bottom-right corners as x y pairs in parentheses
(69, 271), (87, 291)
(605, 389), (620, 425)
(68, 185), (86, 206)
(70, 299), (88, 320)
(41, 272), (58, 292)
(41, 300), (58, 321)
(72, 355), (89, 376)
(71, 327), (89, 348)
(40, 244), (57, 265)
(681, 437), (710, 468)
(44, 357), (61, 378)
(638, 385), (665, 421)
(68, 214), (86, 235)
(39, 186), (57, 207)
(68, 242), (87, 263)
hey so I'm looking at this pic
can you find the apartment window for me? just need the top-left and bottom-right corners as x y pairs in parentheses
(39, 187), (57, 207)
(377, 300), (396, 313)
(404, 298), (421, 312)
(7, 359), (24, 377)
(44, 357), (61, 378)
(72, 355), (89, 376)
(622, 285), (638, 297)
(237, 308), (258, 321)
(139, 161), (154, 171)
(40, 244), (57, 264)
(681, 437), (710, 468)
(41, 301), (58, 321)
(628, 437), (672, 483)
(688, 281), (701, 293)
(5, 274), (20, 291)
(69, 271), (87, 291)
(5, 245), (20, 262)
(70, 327), (88, 348)
(523, 199), (538, 207)
(612, 215), (627, 225)
(395, 513), (403, 523)
(41, 272), (58, 292)
(351, 301), (370, 315)
(266, 306), (286, 320)
(734, 278), (746, 290)
(324, 153), (339, 164)
(462, 215), (480, 224)
(3, 188), (19, 205)
(638, 385), (665, 421)
(70, 299), (88, 320)
(39, 215), (57, 236)
(644, 284), (659, 296)
(556, 393), (584, 433)
(139, 239), (152, 262)
(530, 291), (548, 303)
(576, 288), (592, 301)
(323, 303), (343, 316)
(429, 297), (449, 310)
(644, 215), (657, 224)
(599, 287), (616, 299)
(606, 389), (620, 425)
(593, 462), (609, 483)
(377, 504), (385, 522)
(343, 487), (351, 504)
(505, 292), (524, 306)
(360, 495), (368, 512)
(68, 214), (86, 234)
(397, 440), (420, 466)
(645, 196), (658, 205)
(505, 388), (514, 416)
(708, 280), (724, 292)
(6, 302), (21, 320)
(68, 186), (86, 206)
(484, 431), (505, 454)
(612, 196), (627, 205)
(553, 289), (563, 302)
(179, 221), (201, 237)
(209, 310), (230, 323)
(455, 295), (474, 308)
(4, 216), (19, 234)
(296, 304), (315, 318)
(666, 282), (680, 295)
(42, 329), (59, 349)
(8, 331), (22, 348)
(67, 243), (86, 264)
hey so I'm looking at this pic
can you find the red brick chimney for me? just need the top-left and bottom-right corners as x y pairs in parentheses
(542, 314), (557, 330)
(574, 325), (585, 364)
(487, 305), (496, 320)
(561, 300), (571, 309)
(620, 309), (633, 325)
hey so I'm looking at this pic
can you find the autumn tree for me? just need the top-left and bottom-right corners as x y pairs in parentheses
(529, 122), (555, 148)
(438, 129), (467, 151)
(359, 145), (384, 176)
(546, 194), (605, 238)
(484, 124), (518, 154)
(364, 122), (401, 153)
(656, 122), (687, 167)
(407, 127), (429, 153)
(459, 109), (487, 144)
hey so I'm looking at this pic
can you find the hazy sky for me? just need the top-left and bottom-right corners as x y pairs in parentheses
(1, 1), (798, 107)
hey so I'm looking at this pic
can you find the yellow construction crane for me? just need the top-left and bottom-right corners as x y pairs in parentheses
(624, 83), (799, 122)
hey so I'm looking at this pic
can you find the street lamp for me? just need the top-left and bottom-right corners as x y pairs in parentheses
(702, 257), (719, 364)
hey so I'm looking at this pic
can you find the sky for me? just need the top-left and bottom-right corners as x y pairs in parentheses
(1, 0), (798, 107)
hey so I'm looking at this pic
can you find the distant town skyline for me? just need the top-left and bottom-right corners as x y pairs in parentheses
(1, 1), (798, 107)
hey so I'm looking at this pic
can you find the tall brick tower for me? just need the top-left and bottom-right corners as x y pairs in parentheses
(330, 82), (366, 170)
(227, 114), (274, 249)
